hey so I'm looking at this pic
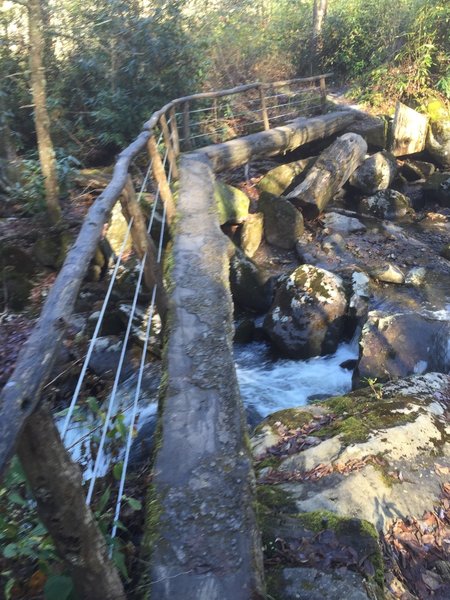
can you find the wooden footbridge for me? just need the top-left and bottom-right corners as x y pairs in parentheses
(0, 74), (358, 599)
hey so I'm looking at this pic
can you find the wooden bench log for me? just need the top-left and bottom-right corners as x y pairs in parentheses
(286, 132), (367, 219)
(200, 110), (357, 172)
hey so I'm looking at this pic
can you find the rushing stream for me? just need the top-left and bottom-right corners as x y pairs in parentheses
(235, 337), (359, 419)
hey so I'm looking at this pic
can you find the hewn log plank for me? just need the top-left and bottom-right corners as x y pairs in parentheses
(18, 405), (126, 600)
(199, 110), (357, 172)
(286, 132), (367, 219)
(390, 102), (429, 157)
(144, 152), (265, 600)
(0, 130), (150, 477)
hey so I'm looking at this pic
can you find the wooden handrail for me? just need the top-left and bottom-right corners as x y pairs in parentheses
(144, 73), (333, 130)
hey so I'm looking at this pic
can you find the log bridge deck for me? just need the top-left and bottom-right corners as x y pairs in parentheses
(0, 75), (359, 599)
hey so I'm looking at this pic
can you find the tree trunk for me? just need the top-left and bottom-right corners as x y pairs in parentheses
(17, 404), (126, 600)
(286, 132), (367, 219)
(28, 0), (61, 223)
(311, 0), (328, 73)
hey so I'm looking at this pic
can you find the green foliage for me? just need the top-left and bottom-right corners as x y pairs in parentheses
(5, 152), (80, 215)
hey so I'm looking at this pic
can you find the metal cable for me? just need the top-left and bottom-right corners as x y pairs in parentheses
(85, 147), (170, 505)
(109, 162), (170, 542)
(60, 133), (163, 441)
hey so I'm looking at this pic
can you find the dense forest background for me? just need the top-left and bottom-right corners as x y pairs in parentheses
(1, 0), (449, 200)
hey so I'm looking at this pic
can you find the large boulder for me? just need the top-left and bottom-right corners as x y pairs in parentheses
(426, 119), (450, 169)
(215, 181), (250, 225)
(257, 158), (315, 196)
(422, 172), (450, 207)
(322, 212), (366, 235)
(229, 246), (272, 313)
(263, 265), (348, 359)
(252, 373), (450, 537)
(348, 151), (397, 194)
(259, 193), (304, 250)
(354, 310), (450, 384)
(106, 201), (133, 255)
(358, 189), (411, 220)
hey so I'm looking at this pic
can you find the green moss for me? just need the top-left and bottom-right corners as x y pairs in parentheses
(309, 391), (420, 446)
(257, 409), (314, 433)
(255, 455), (282, 472)
(256, 485), (297, 521)
(293, 511), (384, 591)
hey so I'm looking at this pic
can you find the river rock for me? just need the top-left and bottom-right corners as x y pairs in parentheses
(405, 266), (426, 286)
(257, 158), (315, 196)
(400, 159), (435, 181)
(426, 119), (450, 168)
(229, 246), (272, 312)
(263, 265), (347, 359)
(355, 310), (450, 384)
(240, 212), (263, 258)
(441, 244), (450, 260)
(322, 212), (366, 235)
(349, 151), (397, 194)
(358, 189), (411, 220)
(259, 193), (304, 250)
(215, 181), (250, 225)
(370, 263), (404, 284)
(252, 373), (450, 535)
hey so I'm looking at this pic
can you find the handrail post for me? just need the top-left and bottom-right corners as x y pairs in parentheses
(320, 76), (327, 114)
(259, 85), (270, 130)
(147, 133), (176, 225)
(182, 101), (191, 151)
(159, 113), (179, 180)
(169, 106), (180, 157)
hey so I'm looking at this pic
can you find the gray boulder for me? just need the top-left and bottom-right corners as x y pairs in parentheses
(229, 246), (272, 313)
(263, 265), (348, 358)
(252, 373), (450, 535)
(322, 212), (366, 235)
(259, 192), (304, 250)
(349, 151), (397, 194)
(355, 310), (449, 384)
(423, 171), (450, 206)
(370, 263), (405, 284)
(426, 119), (450, 168)
(358, 189), (411, 220)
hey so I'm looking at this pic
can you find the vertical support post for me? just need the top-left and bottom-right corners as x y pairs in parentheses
(169, 106), (180, 157)
(18, 405), (126, 600)
(320, 76), (327, 114)
(182, 101), (191, 151)
(212, 97), (219, 143)
(259, 85), (270, 130)
(120, 176), (168, 325)
(147, 133), (176, 225)
(159, 113), (179, 180)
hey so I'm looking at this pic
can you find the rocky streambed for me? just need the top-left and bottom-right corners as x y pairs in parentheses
(217, 109), (450, 599)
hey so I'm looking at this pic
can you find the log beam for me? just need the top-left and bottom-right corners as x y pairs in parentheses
(199, 110), (357, 172)
(286, 132), (367, 219)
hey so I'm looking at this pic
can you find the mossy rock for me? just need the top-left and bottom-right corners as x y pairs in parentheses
(258, 501), (384, 598)
(240, 212), (263, 258)
(32, 231), (72, 270)
(258, 159), (314, 196)
(215, 181), (250, 225)
(259, 192), (304, 250)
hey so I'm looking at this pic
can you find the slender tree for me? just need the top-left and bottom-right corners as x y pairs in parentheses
(27, 0), (61, 223)
(311, 0), (328, 73)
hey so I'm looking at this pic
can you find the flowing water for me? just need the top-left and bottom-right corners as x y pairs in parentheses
(235, 338), (359, 419)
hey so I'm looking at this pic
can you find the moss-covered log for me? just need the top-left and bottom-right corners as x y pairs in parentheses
(143, 152), (265, 599)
